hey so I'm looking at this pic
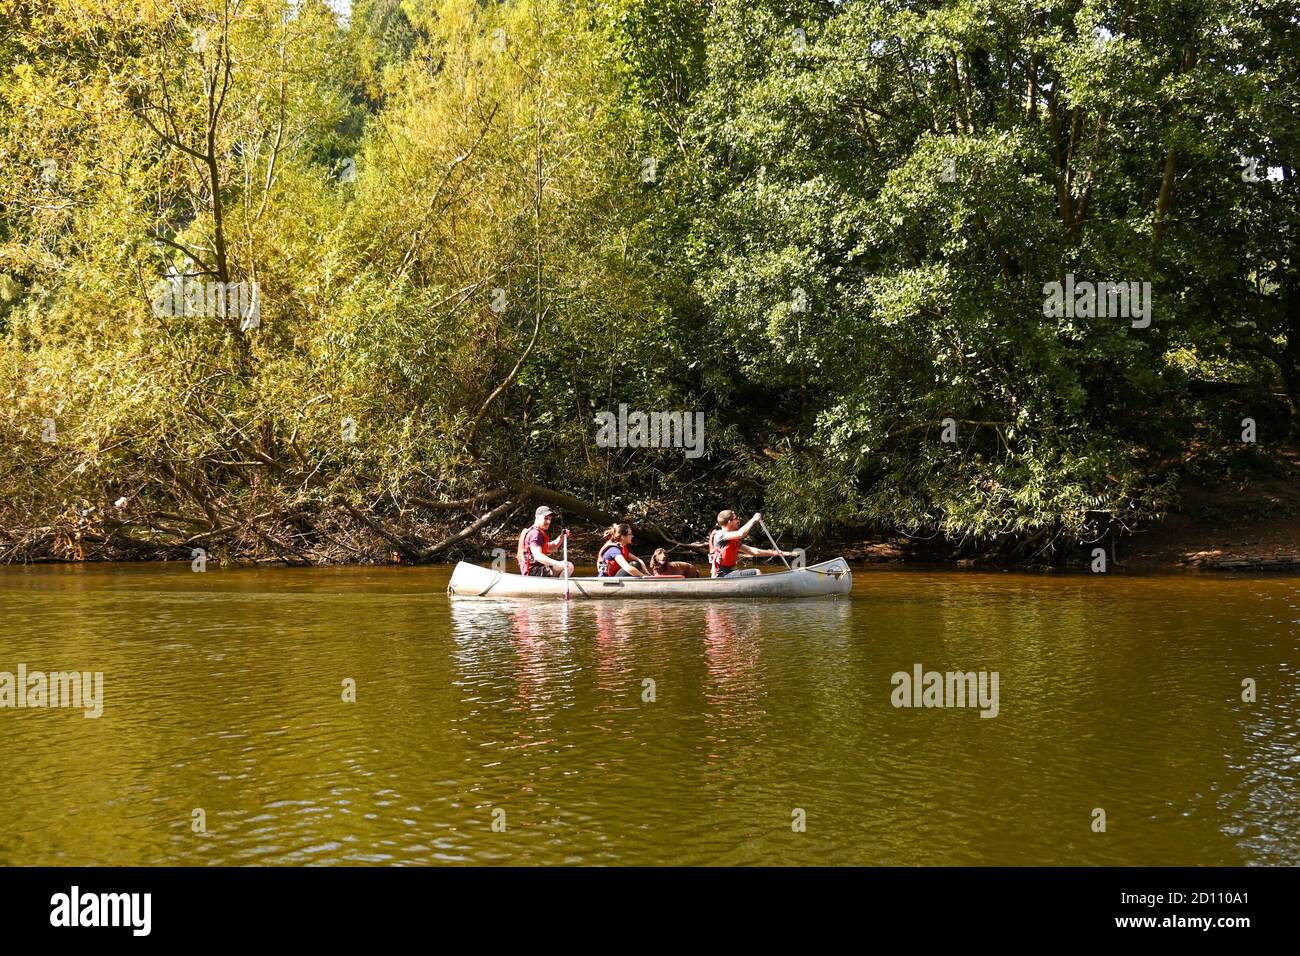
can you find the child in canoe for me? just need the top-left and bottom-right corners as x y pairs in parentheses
(596, 523), (649, 577)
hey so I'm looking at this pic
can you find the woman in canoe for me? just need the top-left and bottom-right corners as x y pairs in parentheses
(709, 510), (797, 577)
(596, 522), (649, 577)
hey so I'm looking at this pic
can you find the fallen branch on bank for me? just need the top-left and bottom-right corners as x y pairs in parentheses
(411, 483), (688, 549)
(335, 498), (425, 563)
(511, 482), (685, 548)
(410, 489), (510, 511)
(423, 496), (522, 558)
(0, 477), (704, 565)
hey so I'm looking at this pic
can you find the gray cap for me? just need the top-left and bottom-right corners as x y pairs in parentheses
(534, 506), (554, 522)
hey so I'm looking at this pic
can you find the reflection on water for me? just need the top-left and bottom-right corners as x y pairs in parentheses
(0, 564), (1295, 865)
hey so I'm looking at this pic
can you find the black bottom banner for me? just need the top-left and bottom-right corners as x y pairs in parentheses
(0, 866), (1287, 943)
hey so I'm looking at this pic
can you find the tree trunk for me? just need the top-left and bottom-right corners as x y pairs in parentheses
(1283, 275), (1300, 426)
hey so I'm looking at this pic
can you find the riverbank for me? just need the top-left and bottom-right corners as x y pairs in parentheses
(3, 446), (1296, 573)
(829, 446), (1300, 573)
(452, 442), (1300, 574)
(1124, 447), (1300, 572)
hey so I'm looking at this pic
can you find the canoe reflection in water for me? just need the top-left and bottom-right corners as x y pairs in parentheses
(447, 599), (853, 717)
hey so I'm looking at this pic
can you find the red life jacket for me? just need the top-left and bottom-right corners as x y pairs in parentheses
(708, 529), (741, 577)
(597, 541), (628, 577)
(517, 526), (549, 574)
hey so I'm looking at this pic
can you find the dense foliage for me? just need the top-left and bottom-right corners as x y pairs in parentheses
(0, 0), (1296, 562)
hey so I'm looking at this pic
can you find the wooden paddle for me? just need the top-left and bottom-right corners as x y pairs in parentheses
(562, 531), (570, 601)
(757, 515), (792, 570)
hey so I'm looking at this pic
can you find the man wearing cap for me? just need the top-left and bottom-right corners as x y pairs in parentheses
(516, 506), (574, 577)
(708, 510), (797, 577)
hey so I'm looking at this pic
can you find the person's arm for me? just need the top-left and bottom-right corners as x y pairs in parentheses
(531, 542), (558, 568)
(544, 530), (567, 554)
(716, 514), (761, 543)
(532, 532), (567, 568)
(739, 544), (797, 558)
(614, 552), (646, 577)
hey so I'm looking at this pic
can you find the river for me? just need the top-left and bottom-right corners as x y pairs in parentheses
(0, 564), (1295, 865)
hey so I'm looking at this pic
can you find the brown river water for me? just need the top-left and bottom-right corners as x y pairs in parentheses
(0, 563), (1296, 866)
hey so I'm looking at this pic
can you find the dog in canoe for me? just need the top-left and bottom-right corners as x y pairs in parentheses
(648, 548), (700, 577)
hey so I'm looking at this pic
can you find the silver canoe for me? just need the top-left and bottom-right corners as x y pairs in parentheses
(447, 558), (852, 600)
